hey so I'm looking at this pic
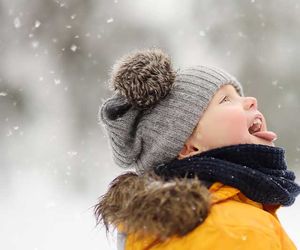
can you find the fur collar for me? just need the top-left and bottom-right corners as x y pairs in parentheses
(94, 171), (211, 240)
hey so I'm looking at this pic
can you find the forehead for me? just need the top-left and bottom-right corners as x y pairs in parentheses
(218, 84), (238, 93)
(212, 84), (239, 98)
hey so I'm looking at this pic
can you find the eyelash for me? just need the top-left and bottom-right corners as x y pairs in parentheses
(220, 96), (230, 103)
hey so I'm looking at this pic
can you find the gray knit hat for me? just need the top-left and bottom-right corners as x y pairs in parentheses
(98, 48), (244, 173)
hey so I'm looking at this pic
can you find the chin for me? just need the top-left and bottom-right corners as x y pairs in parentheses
(249, 134), (275, 147)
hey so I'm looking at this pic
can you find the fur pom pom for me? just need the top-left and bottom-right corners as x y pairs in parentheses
(109, 48), (176, 109)
(94, 171), (211, 241)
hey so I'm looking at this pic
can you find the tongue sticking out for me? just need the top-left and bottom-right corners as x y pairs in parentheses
(252, 131), (277, 142)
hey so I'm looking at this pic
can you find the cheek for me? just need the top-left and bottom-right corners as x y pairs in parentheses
(212, 110), (248, 140)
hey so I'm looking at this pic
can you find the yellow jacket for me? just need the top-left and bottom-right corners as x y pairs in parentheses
(124, 182), (296, 250)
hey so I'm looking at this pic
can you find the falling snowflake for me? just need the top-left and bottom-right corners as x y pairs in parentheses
(106, 18), (114, 23)
(70, 44), (77, 52)
(14, 17), (21, 28)
(34, 20), (41, 28)
(0, 92), (7, 96)
(67, 151), (78, 157)
(54, 79), (61, 85)
(272, 80), (278, 86)
(32, 41), (39, 48)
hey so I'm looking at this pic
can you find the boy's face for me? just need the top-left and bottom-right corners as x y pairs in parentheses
(178, 84), (277, 159)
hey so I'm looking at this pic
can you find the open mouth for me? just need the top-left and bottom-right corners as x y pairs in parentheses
(248, 116), (263, 134)
(248, 116), (277, 143)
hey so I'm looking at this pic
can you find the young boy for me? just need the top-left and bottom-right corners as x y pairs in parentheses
(94, 48), (300, 249)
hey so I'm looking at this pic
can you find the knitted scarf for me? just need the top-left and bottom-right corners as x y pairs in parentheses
(154, 144), (300, 206)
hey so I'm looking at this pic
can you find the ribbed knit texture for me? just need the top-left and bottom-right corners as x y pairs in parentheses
(154, 143), (300, 206)
(99, 65), (244, 173)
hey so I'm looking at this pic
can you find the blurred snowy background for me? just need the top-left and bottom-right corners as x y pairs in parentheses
(0, 0), (299, 249)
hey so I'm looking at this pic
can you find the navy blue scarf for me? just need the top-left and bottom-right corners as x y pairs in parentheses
(154, 144), (300, 206)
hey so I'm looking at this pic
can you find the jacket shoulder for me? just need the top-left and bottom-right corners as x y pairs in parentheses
(209, 197), (278, 229)
(125, 200), (284, 250)
(183, 199), (295, 250)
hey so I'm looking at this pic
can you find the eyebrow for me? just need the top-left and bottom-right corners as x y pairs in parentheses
(217, 87), (239, 102)
(222, 86), (239, 96)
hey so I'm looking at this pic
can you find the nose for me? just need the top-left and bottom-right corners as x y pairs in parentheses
(243, 96), (258, 110)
